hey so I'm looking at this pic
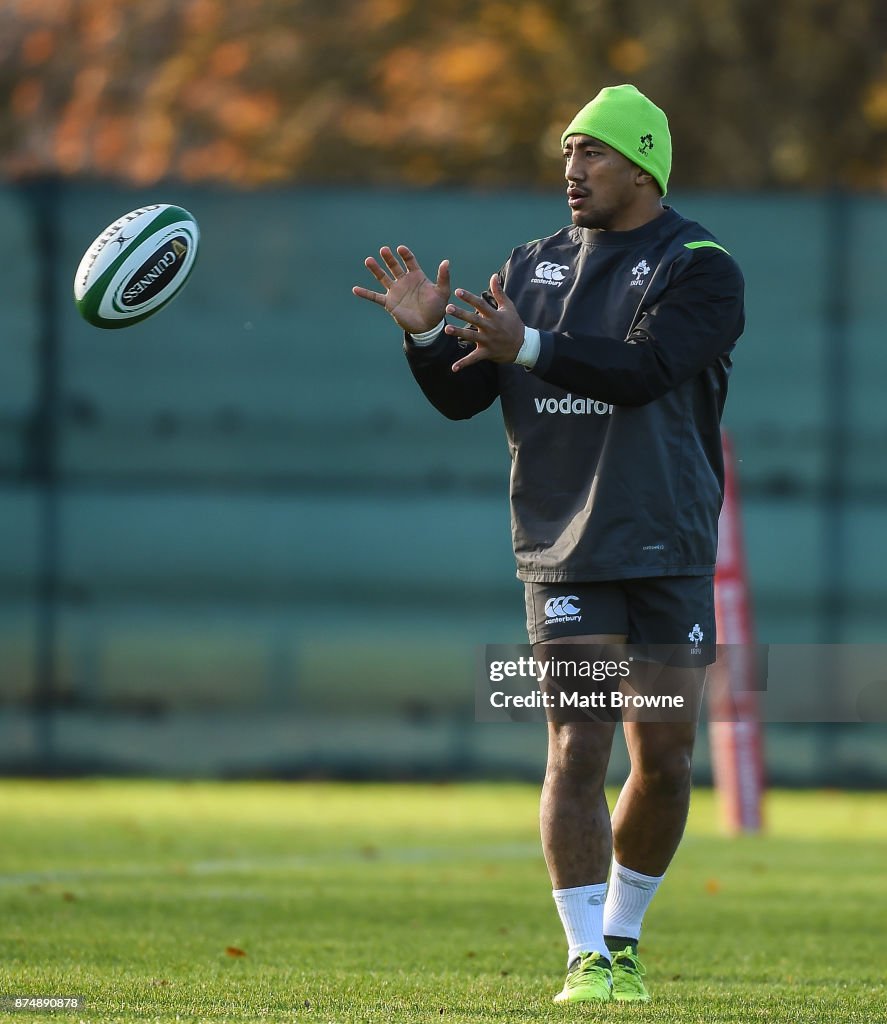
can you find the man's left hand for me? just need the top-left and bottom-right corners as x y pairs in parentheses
(446, 276), (525, 372)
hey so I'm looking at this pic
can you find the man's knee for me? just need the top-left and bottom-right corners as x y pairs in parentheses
(631, 744), (694, 798)
(546, 721), (614, 781)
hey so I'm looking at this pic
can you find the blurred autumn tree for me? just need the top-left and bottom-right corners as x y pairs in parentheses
(2, 0), (887, 190)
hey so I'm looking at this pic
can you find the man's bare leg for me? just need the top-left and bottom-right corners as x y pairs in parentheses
(611, 666), (706, 874)
(538, 634), (626, 887)
(541, 717), (617, 887)
(602, 665), (706, 960)
(538, 634), (624, 977)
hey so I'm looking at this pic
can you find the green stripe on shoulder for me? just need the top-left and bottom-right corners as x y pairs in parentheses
(684, 240), (730, 255)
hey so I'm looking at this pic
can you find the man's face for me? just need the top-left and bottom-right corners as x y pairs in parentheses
(563, 134), (652, 231)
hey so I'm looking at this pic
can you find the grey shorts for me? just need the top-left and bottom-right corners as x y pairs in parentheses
(525, 576), (716, 665)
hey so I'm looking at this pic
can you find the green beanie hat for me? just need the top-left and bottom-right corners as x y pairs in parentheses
(561, 84), (672, 196)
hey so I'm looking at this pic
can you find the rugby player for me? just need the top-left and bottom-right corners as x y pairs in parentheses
(353, 84), (745, 1004)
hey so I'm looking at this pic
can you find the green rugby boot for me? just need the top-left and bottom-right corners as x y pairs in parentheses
(553, 951), (613, 1003)
(609, 944), (650, 1002)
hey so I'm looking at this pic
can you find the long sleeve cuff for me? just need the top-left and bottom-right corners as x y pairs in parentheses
(409, 319), (446, 345)
(529, 330), (555, 376)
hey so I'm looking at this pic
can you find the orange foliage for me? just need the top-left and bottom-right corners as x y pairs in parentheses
(22, 29), (55, 65)
(358, 0), (410, 30)
(863, 81), (887, 128)
(608, 38), (650, 75)
(129, 149), (172, 186)
(179, 140), (245, 182)
(432, 39), (508, 91)
(378, 46), (425, 96)
(81, 5), (124, 49)
(53, 110), (88, 175)
(515, 5), (559, 51)
(92, 116), (130, 173)
(72, 67), (109, 106)
(210, 41), (251, 78)
(216, 92), (279, 137)
(11, 79), (43, 118)
(11, 0), (73, 20)
(183, 0), (223, 35)
(2, 0), (887, 189)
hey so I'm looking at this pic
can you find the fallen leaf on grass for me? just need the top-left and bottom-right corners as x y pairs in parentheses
(225, 946), (247, 957)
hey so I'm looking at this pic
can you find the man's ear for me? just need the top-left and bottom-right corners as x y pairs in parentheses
(635, 169), (654, 187)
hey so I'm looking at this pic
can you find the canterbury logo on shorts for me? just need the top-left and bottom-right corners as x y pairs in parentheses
(544, 595), (582, 623)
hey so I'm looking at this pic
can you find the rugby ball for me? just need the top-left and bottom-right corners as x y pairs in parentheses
(73, 204), (199, 328)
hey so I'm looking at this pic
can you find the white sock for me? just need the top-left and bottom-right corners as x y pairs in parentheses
(552, 883), (610, 965)
(602, 860), (664, 942)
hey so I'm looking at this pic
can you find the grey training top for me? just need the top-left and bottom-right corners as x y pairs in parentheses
(404, 206), (746, 582)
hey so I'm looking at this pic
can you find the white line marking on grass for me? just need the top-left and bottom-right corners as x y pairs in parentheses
(0, 841), (540, 887)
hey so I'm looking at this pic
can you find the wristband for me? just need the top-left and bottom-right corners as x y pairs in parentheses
(515, 326), (541, 369)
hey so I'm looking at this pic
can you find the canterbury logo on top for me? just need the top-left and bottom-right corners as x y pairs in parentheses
(531, 261), (570, 286)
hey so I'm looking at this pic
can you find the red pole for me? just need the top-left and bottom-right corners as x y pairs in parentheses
(708, 432), (765, 833)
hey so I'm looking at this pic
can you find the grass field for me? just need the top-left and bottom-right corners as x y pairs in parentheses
(0, 782), (884, 1023)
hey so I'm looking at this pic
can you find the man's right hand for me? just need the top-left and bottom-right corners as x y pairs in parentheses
(352, 245), (450, 336)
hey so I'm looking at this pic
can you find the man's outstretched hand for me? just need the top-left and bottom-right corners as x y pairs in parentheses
(446, 276), (525, 372)
(352, 245), (450, 336)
